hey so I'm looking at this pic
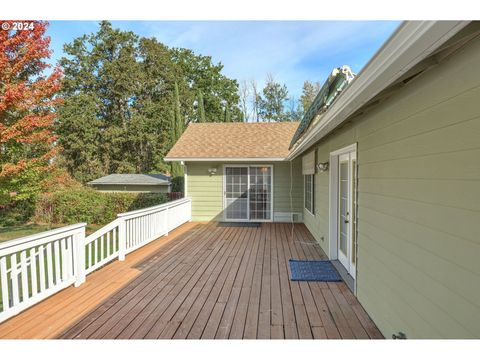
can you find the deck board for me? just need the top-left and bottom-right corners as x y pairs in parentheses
(0, 222), (382, 340)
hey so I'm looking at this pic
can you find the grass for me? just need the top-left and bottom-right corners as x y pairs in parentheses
(0, 223), (104, 243)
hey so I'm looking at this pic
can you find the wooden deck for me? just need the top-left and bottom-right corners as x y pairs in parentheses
(0, 222), (382, 339)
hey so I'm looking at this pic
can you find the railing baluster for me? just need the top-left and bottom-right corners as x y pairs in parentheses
(87, 242), (92, 269)
(100, 235), (104, 261)
(60, 238), (67, 281)
(0, 257), (9, 311)
(30, 247), (38, 296)
(118, 219), (126, 261)
(53, 240), (61, 285)
(107, 231), (111, 257)
(66, 237), (72, 279)
(20, 250), (28, 302)
(38, 245), (46, 292)
(46, 242), (53, 289)
(10, 254), (19, 306)
(113, 227), (117, 253)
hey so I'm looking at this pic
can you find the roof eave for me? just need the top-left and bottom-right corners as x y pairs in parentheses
(287, 20), (470, 160)
(164, 157), (287, 162)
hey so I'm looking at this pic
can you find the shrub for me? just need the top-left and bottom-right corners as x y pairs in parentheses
(34, 187), (168, 225)
(171, 176), (184, 193)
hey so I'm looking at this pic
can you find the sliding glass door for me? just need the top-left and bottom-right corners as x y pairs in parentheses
(224, 166), (272, 221)
(224, 167), (249, 220)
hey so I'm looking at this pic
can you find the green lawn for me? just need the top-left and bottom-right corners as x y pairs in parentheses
(0, 223), (104, 243)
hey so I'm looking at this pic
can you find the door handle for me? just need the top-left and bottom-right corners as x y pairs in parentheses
(344, 212), (350, 224)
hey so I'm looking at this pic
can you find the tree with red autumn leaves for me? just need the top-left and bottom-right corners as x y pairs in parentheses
(0, 20), (62, 219)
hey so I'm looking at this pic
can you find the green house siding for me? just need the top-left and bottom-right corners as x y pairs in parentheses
(185, 160), (303, 222)
(302, 37), (480, 338)
(90, 184), (170, 193)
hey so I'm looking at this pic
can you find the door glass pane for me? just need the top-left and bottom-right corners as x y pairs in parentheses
(304, 175), (313, 213)
(339, 161), (348, 255)
(249, 166), (271, 220)
(225, 167), (248, 220)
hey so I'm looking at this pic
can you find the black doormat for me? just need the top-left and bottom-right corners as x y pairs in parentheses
(218, 222), (261, 228)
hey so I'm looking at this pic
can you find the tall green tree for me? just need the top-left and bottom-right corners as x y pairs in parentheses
(170, 82), (184, 178)
(258, 75), (290, 122)
(300, 80), (321, 114)
(171, 48), (242, 122)
(56, 21), (242, 182)
(197, 90), (206, 122)
(224, 103), (231, 123)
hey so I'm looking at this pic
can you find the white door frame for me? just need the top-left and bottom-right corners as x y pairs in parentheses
(328, 143), (358, 279)
(222, 164), (274, 222)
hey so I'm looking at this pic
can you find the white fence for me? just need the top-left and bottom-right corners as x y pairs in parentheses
(0, 197), (191, 323)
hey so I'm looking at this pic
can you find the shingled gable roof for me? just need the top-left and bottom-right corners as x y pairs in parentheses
(164, 122), (300, 161)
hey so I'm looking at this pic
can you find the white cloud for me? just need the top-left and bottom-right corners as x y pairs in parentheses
(144, 21), (399, 97)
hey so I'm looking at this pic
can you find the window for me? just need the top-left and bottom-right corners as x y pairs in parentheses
(304, 174), (314, 214)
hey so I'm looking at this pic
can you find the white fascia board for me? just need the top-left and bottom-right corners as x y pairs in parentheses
(164, 157), (286, 162)
(287, 20), (470, 160)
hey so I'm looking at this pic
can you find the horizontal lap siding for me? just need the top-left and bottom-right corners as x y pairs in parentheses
(303, 37), (480, 338)
(186, 160), (303, 222)
(186, 163), (224, 222)
(272, 160), (303, 214)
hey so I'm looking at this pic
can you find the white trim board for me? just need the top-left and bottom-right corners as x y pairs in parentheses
(165, 157), (286, 162)
(328, 143), (357, 265)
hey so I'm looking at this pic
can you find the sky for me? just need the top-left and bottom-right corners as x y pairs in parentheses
(46, 21), (400, 99)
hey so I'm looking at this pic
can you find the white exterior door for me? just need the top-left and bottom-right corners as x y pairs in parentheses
(337, 151), (357, 278)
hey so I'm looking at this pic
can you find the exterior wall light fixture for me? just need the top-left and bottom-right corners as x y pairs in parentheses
(208, 167), (217, 175)
(316, 162), (329, 172)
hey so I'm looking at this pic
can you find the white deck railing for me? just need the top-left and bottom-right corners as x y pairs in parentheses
(0, 197), (191, 323)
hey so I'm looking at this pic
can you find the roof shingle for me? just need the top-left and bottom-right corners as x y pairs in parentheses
(88, 174), (170, 185)
(165, 122), (299, 160)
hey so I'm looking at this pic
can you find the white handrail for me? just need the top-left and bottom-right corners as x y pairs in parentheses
(0, 223), (86, 252)
(0, 223), (86, 323)
(117, 197), (190, 219)
(0, 198), (192, 324)
(85, 218), (121, 245)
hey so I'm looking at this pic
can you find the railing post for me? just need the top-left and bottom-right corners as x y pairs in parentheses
(118, 218), (126, 261)
(165, 206), (169, 236)
(74, 226), (86, 287)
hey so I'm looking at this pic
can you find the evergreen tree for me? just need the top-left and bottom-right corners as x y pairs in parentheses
(224, 103), (231, 123)
(170, 82), (184, 178)
(258, 74), (289, 122)
(197, 90), (206, 122)
(300, 80), (321, 114)
(56, 21), (242, 182)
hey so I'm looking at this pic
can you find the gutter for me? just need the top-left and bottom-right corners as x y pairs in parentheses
(164, 157), (287, 162)
(287, 20), (470, 160)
